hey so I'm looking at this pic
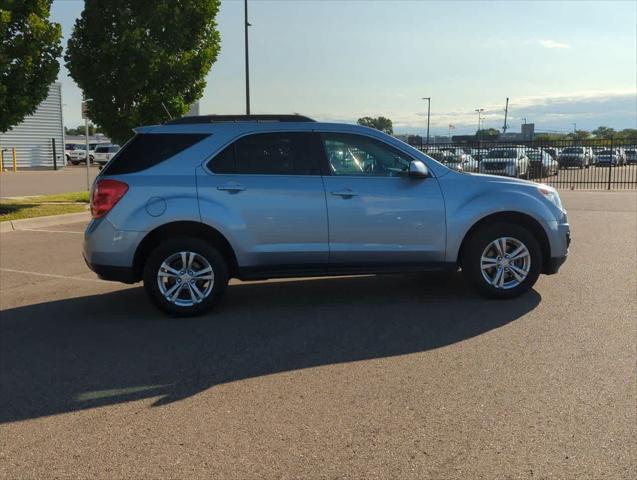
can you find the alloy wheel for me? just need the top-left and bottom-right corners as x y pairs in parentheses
(480, 237), (531, 289)
(157, 251), (215, 307)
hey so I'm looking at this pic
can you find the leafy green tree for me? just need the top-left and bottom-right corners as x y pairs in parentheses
(65, 0), (221, 144)
(534, 133), (563, 141)
(617, 128), (637, 143)
(0, 0), (62, 132)
(476, 128), (500, 139)
(407, 134), (423, 146)
(357, 116), (393, 135)
(592, 126), (616, 139)
(567, 130), (591, 141)
(65, 124), (102, 136)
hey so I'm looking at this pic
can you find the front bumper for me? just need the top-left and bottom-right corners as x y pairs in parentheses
(558, 157), (584, 167)
(543, 225), (570, 275)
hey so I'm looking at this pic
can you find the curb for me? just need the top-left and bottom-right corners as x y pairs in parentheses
(0, 211), (90, 233)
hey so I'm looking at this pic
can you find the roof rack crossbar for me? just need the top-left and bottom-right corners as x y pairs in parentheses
(166, 114), (315, 125)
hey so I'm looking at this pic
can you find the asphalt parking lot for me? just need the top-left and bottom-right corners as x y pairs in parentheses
(0, 165), (99, 197)
(0, 191), (635, 479)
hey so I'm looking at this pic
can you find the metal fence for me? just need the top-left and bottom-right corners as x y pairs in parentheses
(416, 139), (637, 190)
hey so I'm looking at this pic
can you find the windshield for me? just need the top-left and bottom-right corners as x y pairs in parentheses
(597, 150), (614, 155)
(487, 149), (517, 159)
(527, 152), (543, 160)
(562, 147), (583, 154)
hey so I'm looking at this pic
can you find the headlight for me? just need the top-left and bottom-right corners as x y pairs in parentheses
(538, 185), (563, 210)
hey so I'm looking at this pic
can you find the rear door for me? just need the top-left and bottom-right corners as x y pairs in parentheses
(318, 132), (446, 270)
(196, 132), (329, 273)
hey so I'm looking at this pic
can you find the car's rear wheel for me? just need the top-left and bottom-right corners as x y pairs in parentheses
(462, 223), (542, 298)
(143, 237), (228, 317)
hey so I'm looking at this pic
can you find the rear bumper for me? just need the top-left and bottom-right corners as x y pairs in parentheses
(83, 217), (145, 283)
(84, 256), (137, 283)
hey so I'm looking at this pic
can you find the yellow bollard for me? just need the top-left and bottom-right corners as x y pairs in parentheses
(12, 147), (16, 172)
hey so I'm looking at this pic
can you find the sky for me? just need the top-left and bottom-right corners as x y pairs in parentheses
(51, 0), (637, 135)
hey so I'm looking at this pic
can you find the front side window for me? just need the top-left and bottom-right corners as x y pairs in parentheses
(322, 133), (412, 177)
(208, 132), (320, 175)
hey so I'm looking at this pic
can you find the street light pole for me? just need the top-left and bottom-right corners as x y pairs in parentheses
(82, 98), (93, 191)
(244, 0), (251, 115)
(422, 97), (431, 146)
(475, 108), (484, 134)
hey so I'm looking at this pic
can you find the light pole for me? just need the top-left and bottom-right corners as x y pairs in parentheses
(82, 98), (93, 191)
(244, 0), (251, 115)
(572, 123), (577, 134)
(475, 108), (484, 134)
(422, 97), (431, 146)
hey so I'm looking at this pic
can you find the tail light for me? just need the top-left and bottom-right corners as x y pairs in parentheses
(91, 179), (128, 218)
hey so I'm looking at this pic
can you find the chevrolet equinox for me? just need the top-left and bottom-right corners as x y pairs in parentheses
(84, 115), (570, 316)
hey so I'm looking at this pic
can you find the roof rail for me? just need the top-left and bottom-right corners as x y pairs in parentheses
(165, 114), (315, 125)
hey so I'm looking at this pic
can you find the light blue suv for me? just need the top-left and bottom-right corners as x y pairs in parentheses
(84, 115), (570, 316)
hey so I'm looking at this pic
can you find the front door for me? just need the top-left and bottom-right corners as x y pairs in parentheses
(319, 132), (446, 269)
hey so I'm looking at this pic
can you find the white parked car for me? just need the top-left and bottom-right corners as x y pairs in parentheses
(92, 144), (120, 166)
(65, 143), (87, 165)
(479, 147), (530, 178)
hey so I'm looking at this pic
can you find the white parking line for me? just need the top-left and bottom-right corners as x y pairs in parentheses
(15, 228), (84, 234)
(0, 268), (106, 283)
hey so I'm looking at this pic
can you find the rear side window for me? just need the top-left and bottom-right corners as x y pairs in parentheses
(101, 133), (209, 175)
(207, 132), (321, 175)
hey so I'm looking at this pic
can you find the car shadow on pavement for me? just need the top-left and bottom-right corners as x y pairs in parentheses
(0, 273), (540, 424)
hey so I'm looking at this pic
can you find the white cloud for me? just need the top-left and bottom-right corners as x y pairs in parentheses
(538, 39), (571, 49)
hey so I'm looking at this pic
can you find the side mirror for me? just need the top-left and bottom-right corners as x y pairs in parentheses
(408, 160), (429, 178)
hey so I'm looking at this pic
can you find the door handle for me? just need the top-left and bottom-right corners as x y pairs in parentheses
(217, 183), (246, 192)
(331, 189), (358, 197)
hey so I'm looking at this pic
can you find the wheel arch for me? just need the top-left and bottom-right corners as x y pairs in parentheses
(457, 211), (551, 273)
(132, 221), (238, 281)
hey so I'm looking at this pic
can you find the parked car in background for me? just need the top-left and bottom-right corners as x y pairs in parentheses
(92, 144), (121, 166)
(558, 146), (593, 169)
(65, 144), (87, 165)
(624, 148), (637, 165)
(470, 148), (491, 162)
(427, 151), (478, 172)
(83, 115), (569, 316)
(479, 147), (530, 178)
(527, 149), (558, 178)
(543, 147), (561, 160)
(594, 149), (625, 167)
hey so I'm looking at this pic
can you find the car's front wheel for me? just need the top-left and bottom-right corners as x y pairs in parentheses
(143, 237), (229, 316)
(462, 223), (542, 298)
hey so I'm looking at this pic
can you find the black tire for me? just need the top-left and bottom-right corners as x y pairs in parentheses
(143, 237), (229, 317)
(461, 222), (542, 299)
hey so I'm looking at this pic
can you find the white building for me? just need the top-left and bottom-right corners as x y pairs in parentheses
(0, 83), (65, 169)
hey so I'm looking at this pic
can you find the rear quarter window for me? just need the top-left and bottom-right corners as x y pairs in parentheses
(101, 133), (209, 175)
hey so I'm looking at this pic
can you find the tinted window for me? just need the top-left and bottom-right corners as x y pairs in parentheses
(95, 146), (109, 153)
(208, 133), (320, 175)
(321, 133), (412, 177)
(101, 133), (209, 175)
